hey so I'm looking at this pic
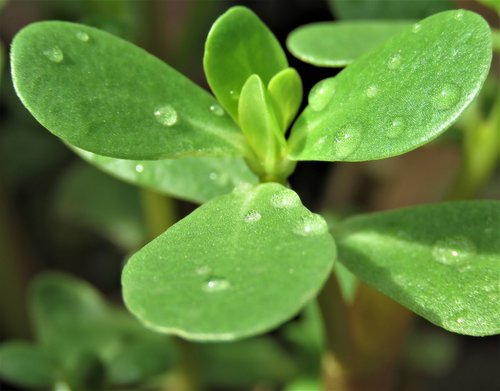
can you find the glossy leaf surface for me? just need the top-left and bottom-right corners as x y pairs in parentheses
(335, 201), (500, 336)
(204, 6), (288, 120)
(268, 68), (303, 131)
(288, 11), (492, 162)
(287, 21), (413, 67)
(11, 21), (245, 159)
(123, 183), (336, 341)
(73, 147), (258, 204)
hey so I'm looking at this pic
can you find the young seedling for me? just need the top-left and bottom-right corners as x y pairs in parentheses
(8, 4), (499, 386)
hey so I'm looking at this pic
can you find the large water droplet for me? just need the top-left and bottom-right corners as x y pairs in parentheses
(135, 164), (144, 173)
(203, 277), (231, 292)
(333, 124), (362, 159)
(412, 23), (421, 33)
(387, 53), (402, 70)
(209, 103), (224, 116)
(432, 236), (476, 265)
(366, 85), (378, 98)
(271, 189), (300, 209)
(244, 210), (261, 223)
(43, 46), (64, 63)
(308, 78), (336, 112)
(154, 105), (178, 126)
(386, 117), (406, 138)
(433, 84), (461, 111)
(76, 31), (89, 42)
(294, 214), (328, 237)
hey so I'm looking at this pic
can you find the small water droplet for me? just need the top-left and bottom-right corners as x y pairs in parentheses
(333, 124), (362, 159)
(386, 116), (406, 138)
(271, 189), (300, 209)
(203, 277), (230, 292)
(308, 77), (336, 112)
(76, 31), (89, 42)
(196, 265), (211, 275)
(154, 105), (178, 126)
(454, 10), (464, 20)
(209, 172), (218, 181)
(244, 210), (261, 223)
(43, 46), (64, 63)
(387, 53), (402, 70)
(432, 236), (476, 265)
(229, 90), (239, 100)
(412, 23), (421, 33)
(135, 164), (144, 173)
(433, 84), (461, 111)
(456, 317), (465, 324)
(366, 85), (378, 98)
(294, 214), (328, 237)
(209, 103), (224, 116)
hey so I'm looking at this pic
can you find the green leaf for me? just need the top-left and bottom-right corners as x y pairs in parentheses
(72, 147), (258, 204)
(287, 21), (413, 68)
(239, 74), (286, 175)
(288, 10), (492, 162)
(268, 68), (303, 131)
(54, 162), (146, 250)
(203, 6), (288, 120)
(10, 21), (245, 160)
(122, 183), (336, 341)
(329, 0), (453, 20)
(335, 201), (500, 336)
(0, 342), (60, 388)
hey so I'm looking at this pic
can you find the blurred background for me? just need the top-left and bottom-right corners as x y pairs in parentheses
(0, 0), (498, 390)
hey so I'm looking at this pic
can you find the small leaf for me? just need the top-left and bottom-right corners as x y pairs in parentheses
(287, 21), (413, 67)
(0, 342), (60, 388)
(239, 74), (286, 175)
(122, 183), (335, 341)
(10, 21), (245, 159)
(268, 68), (303, 131)
(288, 10), (492, 162)
(72, 147), (258, 204)
(335, 201), (500, 336)
(204, 6), (288, 120)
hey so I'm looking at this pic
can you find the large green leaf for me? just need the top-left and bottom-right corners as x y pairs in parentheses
(72, 147), (258, 205)
(122, 183), (336, 341)
(203, 6), (288, 120)
(287, 21), (413, 67)
(0, 342), (60, 388)
(10, 21), (245, 159)
(329, 0), (453, 20)
(288, 10), (492, 162)
(335, 201), (500, 336)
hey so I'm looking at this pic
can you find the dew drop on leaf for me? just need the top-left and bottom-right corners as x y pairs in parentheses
(432, 236), (476, 265)
(366, 85), (378, 98)
(412, 23), (421, 33)
(229, 89), (239, 100)
(209, 103), (224, 116)
(386, 117), (406, 138)
(271, 189), (300, 209)
(308, 78), (336, 112)
(294, 214), (328, 237)
(154, 105), (178, 126)
(76, 31), (89, 42)
(43, 46), (64, 63)
(244, 210), (261, 223)
(433, 84), (461, 111)
(456, 317), (465, 324)
(196, 265), (211, 275)
(208, 172), (218, 180)
(333, 124), (362, 159)
(135, 164), (144, 173)
(454, 10), (464, 21)
(203, 277), (231, 292)
(387, 53), (402, 70)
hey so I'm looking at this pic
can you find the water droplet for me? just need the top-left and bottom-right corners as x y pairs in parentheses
(366, 85), (378, 98)
(386, 117), (406, 138)
(203, 277), (230, 292)
(432, 236), (476, 265)
(271, 189), (300, 209)
(229, 90), (239, 100)
(154, 105), (178, 126)
(454, 10), (464, 20)
(76, 31), (89, 42)
(412, 23), (421, 33)
(209, 103), (224, 116)
(244, 210), (261, 223)
(433, 84), (461, 111)
(233, 182), (253, 194)
(196, 265), (211, 275)
(308, 78), (336, 112)
(456, 317), (465, 324)
(387, 53), (402, 70)
(135, 164), (144, 173)
(43, 46), (64, 63)
(333, 124), (362, 159)
(294, 214), (328, 237)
